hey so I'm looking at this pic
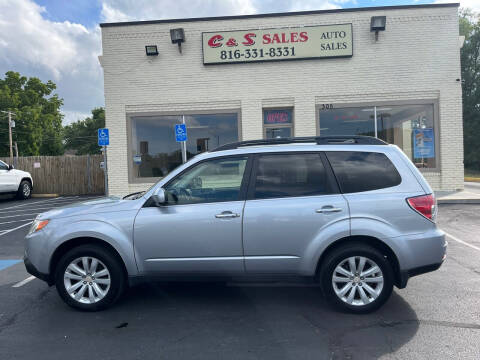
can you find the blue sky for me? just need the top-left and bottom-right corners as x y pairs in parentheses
(0, 0), (474, 124)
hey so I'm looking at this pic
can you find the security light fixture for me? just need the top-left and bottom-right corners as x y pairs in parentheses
(145, 45), (158, 56)
(370, 16), (386, 41)
(170, 28), (185, 53)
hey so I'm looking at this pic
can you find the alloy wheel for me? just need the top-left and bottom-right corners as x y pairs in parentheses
(331, 256), (384, 306)
(23, 183), (30, 197)
(63, 256), (111, 304)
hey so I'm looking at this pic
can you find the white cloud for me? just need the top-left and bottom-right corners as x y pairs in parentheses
(100, 0), (257, 23)
(62, 110), (92, 125)
(434, 0), (480, 12)
(0, 0), (103, 125)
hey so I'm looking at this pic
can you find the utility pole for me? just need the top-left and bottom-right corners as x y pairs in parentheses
(14, 142), (18, 168)
(1, 110), (15, 164)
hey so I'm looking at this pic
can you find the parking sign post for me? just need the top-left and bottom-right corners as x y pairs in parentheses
(175, 117), (188, 164)
(98, 128), (110, 196)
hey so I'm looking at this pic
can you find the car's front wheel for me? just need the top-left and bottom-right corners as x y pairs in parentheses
(55, 244), (126, 311)
(16, 180), (31, 200)
(320, 243), (394, 313)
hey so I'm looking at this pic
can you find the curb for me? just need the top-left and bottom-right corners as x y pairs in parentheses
(31, 194), (60, 198)
(438, 198), (480, 204)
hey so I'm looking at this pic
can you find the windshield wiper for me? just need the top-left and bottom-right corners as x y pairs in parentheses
(122, 191), (145, 200)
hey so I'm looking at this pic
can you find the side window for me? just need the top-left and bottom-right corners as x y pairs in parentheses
(253, 153), (329, 199)
(0, 161), (8, 171)
(164, 157), (248, 205)
(326, 151), (401, 193)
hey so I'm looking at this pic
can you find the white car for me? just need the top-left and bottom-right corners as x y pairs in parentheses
(0, 160), (33, 200)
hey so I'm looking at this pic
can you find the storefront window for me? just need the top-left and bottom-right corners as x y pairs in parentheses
(264, 109), (293, 139)
(319, 103), (436, 168)
(130, 113), (238, 179)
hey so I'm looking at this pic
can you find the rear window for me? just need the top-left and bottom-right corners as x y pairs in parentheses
(253, 153), (329, 199)
(326, 151), (401, 193)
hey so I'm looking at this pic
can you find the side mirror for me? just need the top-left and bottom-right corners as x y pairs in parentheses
(8, 164), (14, 170)
(151, 187), (166, 206)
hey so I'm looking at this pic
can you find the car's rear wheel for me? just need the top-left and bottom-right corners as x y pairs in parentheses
(320, 243), (393, 313)
(55, 244), (126, 311)
(16, 180), (31, 200)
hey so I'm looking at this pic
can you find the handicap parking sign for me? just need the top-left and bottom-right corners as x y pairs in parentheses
(175, 124), (187, 142)
(98, 128), (109, 146)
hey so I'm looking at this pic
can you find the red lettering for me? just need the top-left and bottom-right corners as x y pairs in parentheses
(242, 33), (256, 46)
(263, 34), (271, 44)
(299, 31), (308, 42)
(290, 32), (299, 42)
(226, 38), (238, 47)
(272, 33), (281, 44)
(208, 34), (223, 48)
(281, 33), (289, 43)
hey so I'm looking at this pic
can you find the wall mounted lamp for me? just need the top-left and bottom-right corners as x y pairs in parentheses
(145, 45), (159, 56)
(370, 16), (386, 41)
(170, 28), (185, 53)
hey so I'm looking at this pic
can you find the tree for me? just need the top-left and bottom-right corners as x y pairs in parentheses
(0, 71), (64, 156)
(63, 107), (105, 155)
(459, 9), (480, 171)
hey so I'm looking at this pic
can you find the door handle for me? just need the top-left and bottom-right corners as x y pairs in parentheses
(316, 207), (342, 214)
(215, 211), (240, 219)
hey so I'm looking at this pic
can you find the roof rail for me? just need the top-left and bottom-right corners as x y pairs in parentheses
(211, 136), (387, 152)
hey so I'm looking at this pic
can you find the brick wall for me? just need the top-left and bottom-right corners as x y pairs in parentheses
(101, 5), (463, 196)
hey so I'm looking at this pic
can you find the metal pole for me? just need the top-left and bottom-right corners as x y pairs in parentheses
(374, 106), (378, 138)
(8, 111), (13, 164)
(103, 146), (109, 196)
(181, 115), (187, 164)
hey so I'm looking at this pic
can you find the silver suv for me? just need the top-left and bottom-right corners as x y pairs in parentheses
(24, 136), (446, 313)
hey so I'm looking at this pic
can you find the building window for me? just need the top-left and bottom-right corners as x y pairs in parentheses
(263, 109), (293, 139)
(130, 113), (239, 180)
(319, 103), (437, 169)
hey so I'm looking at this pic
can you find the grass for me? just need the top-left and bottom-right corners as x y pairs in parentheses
(465, 168), (480, 182)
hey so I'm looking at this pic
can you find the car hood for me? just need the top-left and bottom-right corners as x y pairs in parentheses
(37, 196), (142, 220)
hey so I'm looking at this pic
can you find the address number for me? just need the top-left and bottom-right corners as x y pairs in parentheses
(321, 104), (334, 110)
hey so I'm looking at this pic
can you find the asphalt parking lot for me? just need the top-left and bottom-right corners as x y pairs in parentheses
(0, 197), (479, 360)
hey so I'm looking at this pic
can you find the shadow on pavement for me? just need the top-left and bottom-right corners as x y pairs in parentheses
(0, 282), (419, 360)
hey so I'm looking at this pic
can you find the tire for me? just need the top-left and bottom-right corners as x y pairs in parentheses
(55, 244), (126, 311)
(16, 180), (32, 200)
(320, 243), (394, 314)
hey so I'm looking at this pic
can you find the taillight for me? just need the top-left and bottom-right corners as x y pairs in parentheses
(406, 194), (437, 222)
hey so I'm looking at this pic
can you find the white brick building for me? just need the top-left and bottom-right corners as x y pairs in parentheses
(100, 3), (463, 196)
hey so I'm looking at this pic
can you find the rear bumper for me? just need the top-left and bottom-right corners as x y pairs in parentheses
(398, 261), (444, 288)
(394, 228), (447, 289)
(24, 256), (53, 286)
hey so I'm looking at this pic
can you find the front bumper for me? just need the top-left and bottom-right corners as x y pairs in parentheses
(24, 256), (53, 286)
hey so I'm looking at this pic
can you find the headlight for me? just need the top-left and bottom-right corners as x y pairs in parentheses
(28, 219), (49, 234)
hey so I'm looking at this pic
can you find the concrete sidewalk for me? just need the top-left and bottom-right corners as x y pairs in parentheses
(437, 182), (480, 204)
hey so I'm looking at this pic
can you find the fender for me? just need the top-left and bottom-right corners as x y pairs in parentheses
(47, 219), (138, 276)
(349, 216), (406, 267)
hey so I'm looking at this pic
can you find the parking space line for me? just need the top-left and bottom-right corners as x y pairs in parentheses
(0, 197), (66, 210)
(0, 197), (102, 213)
(0, 259), (22, 271)
(0, 222), (33, 238)
(12, 276), (36, 288)
(445, 232), (480, 252)
(0, 213), (43, 220)
(0, 219), (35, 226)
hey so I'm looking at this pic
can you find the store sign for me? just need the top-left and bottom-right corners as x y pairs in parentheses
(413, 128), (435, 159)
(202, 23), (352, 65)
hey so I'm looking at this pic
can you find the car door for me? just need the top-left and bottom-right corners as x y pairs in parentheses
(242, 152), (350, 274)
(134, 155), (252, 275)
(0, 160), (17, 192)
